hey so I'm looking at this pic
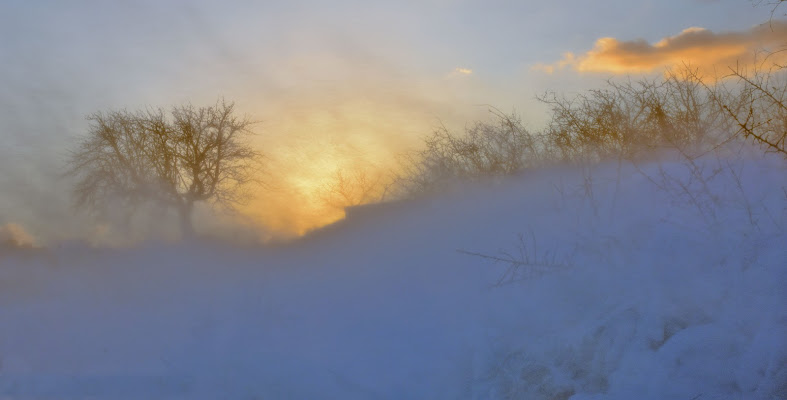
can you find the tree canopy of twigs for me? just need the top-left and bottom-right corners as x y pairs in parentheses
(67, 100), (261, 237)
(714, 62), (787, 157)
(390, 61), (785, 201)
(391, 109), (541, 197)
(540, 68), (730, 163)
(317, 168), (388, 212)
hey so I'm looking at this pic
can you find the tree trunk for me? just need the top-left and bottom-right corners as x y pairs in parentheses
(178, 201), (195, 239)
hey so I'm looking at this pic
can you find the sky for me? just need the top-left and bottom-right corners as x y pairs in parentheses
(0, 0), (783, 243)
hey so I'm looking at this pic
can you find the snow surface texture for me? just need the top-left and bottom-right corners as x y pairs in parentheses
(0, 153), (785, 399)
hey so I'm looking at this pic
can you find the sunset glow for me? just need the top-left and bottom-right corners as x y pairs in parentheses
(0, 1), (782, 243)
(2, 2), (786, 397)
(534, 21), (787, 77)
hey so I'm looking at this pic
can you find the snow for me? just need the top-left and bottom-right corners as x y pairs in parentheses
(1, 153), (785, 399)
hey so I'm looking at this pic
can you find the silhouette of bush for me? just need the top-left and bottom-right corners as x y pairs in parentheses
(712, 62), (787, 157)
(540, 68), (731, 163)
(392, 109), (542, 197)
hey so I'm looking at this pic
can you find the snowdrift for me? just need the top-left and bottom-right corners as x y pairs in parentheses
(1, 153), (785, 399)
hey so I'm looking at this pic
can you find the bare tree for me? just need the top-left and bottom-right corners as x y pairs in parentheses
(728, 1), (787, 157)
(317, 168), (387, 212)
(750, 0), (786, 24)
(391, 109), (540, 197)
(67, 100), (261, 237)
(714, 62), (787, 157)
(539, 67), (729, 163)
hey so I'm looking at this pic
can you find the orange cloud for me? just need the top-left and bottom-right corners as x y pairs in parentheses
(534, 21), (787, 76)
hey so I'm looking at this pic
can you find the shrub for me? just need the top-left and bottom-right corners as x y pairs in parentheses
(392, 109), (541, 197)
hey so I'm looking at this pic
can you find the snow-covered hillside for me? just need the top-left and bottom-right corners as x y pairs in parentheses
(1, 153), (785, 399)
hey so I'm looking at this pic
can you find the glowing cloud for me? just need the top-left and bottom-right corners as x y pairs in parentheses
(448, 67), (474, 78)
(534, 21), (787, 76)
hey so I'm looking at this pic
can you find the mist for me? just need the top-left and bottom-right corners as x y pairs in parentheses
(1, 1), (786, 397)
(2, 149), (786, 398)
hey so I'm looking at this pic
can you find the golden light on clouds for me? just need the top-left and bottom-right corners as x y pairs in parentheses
(533, 21), (787, 76)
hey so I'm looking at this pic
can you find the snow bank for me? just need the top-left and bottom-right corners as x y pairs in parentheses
(0, 153), (785, 399)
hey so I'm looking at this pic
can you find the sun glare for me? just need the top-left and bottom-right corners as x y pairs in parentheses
(238, 99), (419, 238)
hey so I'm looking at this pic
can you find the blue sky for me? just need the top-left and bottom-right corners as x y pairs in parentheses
(0, 0), (782, 240)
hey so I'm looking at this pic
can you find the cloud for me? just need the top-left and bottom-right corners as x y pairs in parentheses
(533, 21), (787, 76)
(448, 67), (473, 78)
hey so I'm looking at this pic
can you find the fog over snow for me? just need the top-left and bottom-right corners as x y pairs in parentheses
(1, 150), (785, 399)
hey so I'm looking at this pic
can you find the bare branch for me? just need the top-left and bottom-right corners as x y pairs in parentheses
(66, 100), (263, 237)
